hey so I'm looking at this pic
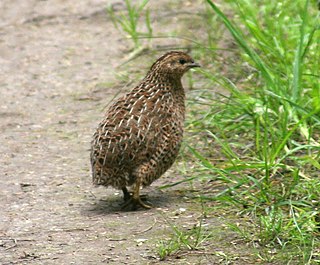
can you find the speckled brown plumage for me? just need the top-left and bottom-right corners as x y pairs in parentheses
(90, 51), (200, 210)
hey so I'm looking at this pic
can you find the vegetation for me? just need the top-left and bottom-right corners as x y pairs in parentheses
(109, 0), (320, 263)
(157, 216), (212, 261)
(107, 0), (152, 51)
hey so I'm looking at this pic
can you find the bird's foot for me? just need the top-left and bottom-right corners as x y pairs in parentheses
(123, 192), (148, 202)
(121, 196), (153, 211)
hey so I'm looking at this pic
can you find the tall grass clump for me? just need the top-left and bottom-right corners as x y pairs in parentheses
(107, 0), (152, 51)
(187, 0), (320, 262)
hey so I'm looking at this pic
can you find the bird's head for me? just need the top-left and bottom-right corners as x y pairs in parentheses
(149, 51), (200, 78)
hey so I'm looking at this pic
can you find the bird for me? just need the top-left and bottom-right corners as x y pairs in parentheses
(90, 51), (200, 210)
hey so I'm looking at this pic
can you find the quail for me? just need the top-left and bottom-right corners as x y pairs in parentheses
(90, 51), (200, 210)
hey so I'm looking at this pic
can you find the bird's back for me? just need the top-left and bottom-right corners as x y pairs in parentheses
(90, 78), (185, 188)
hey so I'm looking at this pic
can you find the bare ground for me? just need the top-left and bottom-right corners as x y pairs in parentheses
(0, 1), (258, 264)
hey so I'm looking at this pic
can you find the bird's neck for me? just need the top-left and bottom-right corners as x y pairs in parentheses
(145, 71), (184, 91)
(143, 71), (186, 111)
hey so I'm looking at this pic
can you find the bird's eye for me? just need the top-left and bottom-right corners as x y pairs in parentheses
(179, 59), (186, 64)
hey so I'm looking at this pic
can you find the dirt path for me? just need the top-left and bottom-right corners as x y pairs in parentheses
(1, 1), (255, 264)
(0, 1), (211, 264)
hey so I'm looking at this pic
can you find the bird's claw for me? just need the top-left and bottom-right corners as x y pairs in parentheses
(121, 196), (153, 211)
(123, 192), (148, 202)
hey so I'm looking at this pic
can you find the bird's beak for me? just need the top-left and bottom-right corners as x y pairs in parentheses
(187, 62), (201, 68)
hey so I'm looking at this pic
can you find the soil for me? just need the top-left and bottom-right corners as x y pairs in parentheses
(0, 1), (255, 264)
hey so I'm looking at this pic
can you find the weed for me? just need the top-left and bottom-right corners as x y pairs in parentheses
(183, 0), (320, 263)
(107, 0), (152, 51)
(156, 216), (212, 261)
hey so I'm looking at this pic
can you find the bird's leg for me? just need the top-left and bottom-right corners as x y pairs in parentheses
(122, 187), (131, 202)
(121, 187), (148, 202)
(121, 178), (152, 210)
(132, 179), (152, 209)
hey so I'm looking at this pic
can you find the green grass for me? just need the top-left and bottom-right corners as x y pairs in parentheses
(107, 0), (152, 51)
(183, 0), (320, 263)
(157, 216), (212, 261)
